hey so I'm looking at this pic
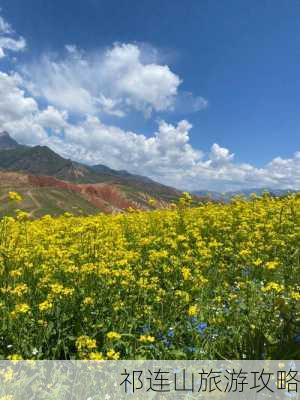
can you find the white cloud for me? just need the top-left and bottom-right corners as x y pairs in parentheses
(36, 106), (68, 133)
(3, 117), (48, 145)
(0, 15), (26, 58)
(0, 72), (47, 144)
(53, 117), (201, 174)
(0, 16), (12, 34)
(97, 94), (125, 117)
(22, 43), (182, 117)
(47, 118), (300, 192)
(100, 43), (181, 114)
(0, 68), (299, 191)
(0, 72), (37, 122)
(0, 36), (26, 53)
(209, 143), (234, 164)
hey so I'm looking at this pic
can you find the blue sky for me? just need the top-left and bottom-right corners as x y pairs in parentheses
(0, 0), (299, 190)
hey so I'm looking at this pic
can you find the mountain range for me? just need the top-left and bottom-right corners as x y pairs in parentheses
(193, 188), (298, 201)
(1, 131), (296, 218)
(0, 131), (183, 217)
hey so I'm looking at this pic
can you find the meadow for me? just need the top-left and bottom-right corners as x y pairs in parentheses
(0, 193), (299, 360)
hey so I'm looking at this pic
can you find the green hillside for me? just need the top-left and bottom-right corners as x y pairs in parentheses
(0, 187), (100, 218)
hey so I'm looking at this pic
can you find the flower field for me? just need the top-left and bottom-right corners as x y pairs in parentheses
(0, 193), (299, 360)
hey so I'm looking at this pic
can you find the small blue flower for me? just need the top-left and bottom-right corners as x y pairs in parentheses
(196, 322), (208, 334)
(187, 346), (196, 353)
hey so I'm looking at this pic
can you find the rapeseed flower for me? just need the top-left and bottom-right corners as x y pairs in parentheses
(106, 331), (122, 341)
(0, 192), (299, 359)
(139, 335), (155, 343)
(188, 305), (198, 317)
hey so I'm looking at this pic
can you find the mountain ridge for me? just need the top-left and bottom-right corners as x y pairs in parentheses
(0, 131), (21, 150)
(0, 132), (185, 216)
(0, 133), (180, 196)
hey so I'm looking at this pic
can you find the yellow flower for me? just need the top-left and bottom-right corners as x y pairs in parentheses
(0, 192), (299, 360)
(88, 352), (104, 360)
(50, 283), (64, 294)
(188, 304), (198, 317)
(38, 300), (53, 312)
(181, 267), (191, 280)
(239, 249), (251, 257)
(106, 349), (120, 360)
(106, 331), (122, 341)
(9, 269), (22, 278)
(7, 354), (23, 360)
(138, 335), (155, 343)
(8, 191), (22, 202)
(10, 283), (28, 297)
(262, 282), (284, 293)
(290, 291), (300, 301)
(76, 335), (97, 352)
(50, 283), (74, 297)
(265, 261), (279, 270)
(83, 297), (94, 306)
(12, 303), (30, 316)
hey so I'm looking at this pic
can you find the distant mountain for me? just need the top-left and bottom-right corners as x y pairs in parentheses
(92, 164), (153, 182)
(0, 143), (97, 181)
(0, 132), (184, 215)
(193, 188), (298, 201)
(91, 164), (181, 202)
(193, 190), (227, 201)
(0, 131), (20, 150)
(227, 188), (297, 198)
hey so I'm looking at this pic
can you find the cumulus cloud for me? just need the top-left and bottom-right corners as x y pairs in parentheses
(0, 72), (38, 122)
(22, 43), (182, 117)
(36, 106), (68, 133)
(47, 118), (300, 192)
(0, 15), (26, 58)
(0, 72), (48, 144)
(0, 68), (299, 191)
(209, 143), (234, 164)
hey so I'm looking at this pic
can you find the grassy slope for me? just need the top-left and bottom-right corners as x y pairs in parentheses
(0, 187), (100, 218)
